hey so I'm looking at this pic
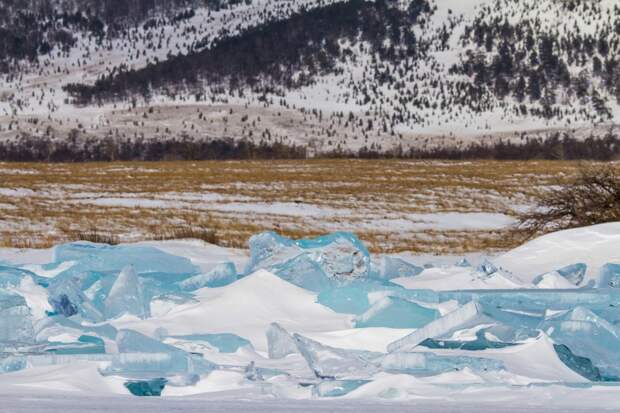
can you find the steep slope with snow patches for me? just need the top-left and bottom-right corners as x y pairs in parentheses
(1, 0), (619, 155)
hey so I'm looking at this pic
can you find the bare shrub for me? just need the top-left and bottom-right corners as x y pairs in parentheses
(151, 226), (219, 245)
(69, 228), (121, 245)
(518, 164), (620, 235)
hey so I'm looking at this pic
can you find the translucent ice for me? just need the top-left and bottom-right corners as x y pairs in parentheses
(104, 265), (149, 319)
(47, 274), (104, 321)
(246, 231), (371, 283)
(245, 231), (302, 273)
(266, 323), (298, 359)
(556, 263), (587, 285)
(539, 306), (620, 379)
(53, 242), (198, 276)
(0, 290), (35, 344)
(0, 265), (46, 288)
(271, 254), (336, 292)
(105, 329), (217, 376)
(599, 263), (620, 288)
(296, 232), (371, 280)
(553, 344), (602, 381)
(293, 334), (382, 379)
(376, 256), (423, 280)
(354, 296), (439, 329)
(244, 361), (263, 381)
(179, 263), (238, 291)
(380, 352), (505, 375)
(317, 283), (373, 315)
(419, 327), (516, 351)
(387, 301), (485, 353)
(167, 333), (252, 353)
(312, 379), (369, 397)
(124, 378), (167, 396)
(477, 259), (499, 275)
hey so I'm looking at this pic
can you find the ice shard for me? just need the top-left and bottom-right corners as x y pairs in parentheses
(354, 296), (439, 329)
(312, 379), (369, 397)
(266, 323), (299, 359)
(387, 300), (485, 352)
(271, 254), (336, 292)
(599, 263), (620, 288)
(53, 242), (198, 277)
(104, 265), (149, 319)
(178, 262), (238, 290)
(124, 378), (167, 396)
(380, 352), (505, 375)
(293, 334), (382, 379)
(246, 231), (371, 283)
(104, 329), (217, 376)
(553, 344), (602, 382)
(167, 333), (252, 353)
(539, 306), (620, 379)
(0, 290), (35, 344)
(377, 256), (423, 280)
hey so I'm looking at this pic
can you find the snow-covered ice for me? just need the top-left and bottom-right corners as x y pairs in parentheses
(0, 224), (619, 410)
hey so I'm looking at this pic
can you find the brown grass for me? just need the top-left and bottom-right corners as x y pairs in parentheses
(0, 159), (607, 253)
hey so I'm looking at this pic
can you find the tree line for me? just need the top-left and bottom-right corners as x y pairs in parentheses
(0, 130), (617, 162)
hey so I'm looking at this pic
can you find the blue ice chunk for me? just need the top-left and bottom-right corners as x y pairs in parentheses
(477, 259), (498, 275)
(317, 279), (440, 316)
(50, 294), (79, 317)
(179, 263), (238, 291)
(168, 333), (252, 353)
(441, 289), (620, 317)
(317, 284), (371, 315)
(539, 306), (620, 379)
(377, 256), (423, 280)
(532, 263), (588, 287)
(0, 266), (47, 288)
(44, 335), (106, 355)
(0, 290), (35, 344)
(104, 265), (149, 319)
(456, 258), (472, 267)
(554, 344), (602, 382)
(246, 231), (371, 282)
(124, 378), (167, 396)
(420, 327), (516, 351)
(293, 334), (382, 379)
(354, 296), (439, 329)
(245, 232), (301, 273)
(295, 232), (371, 280)
(266, 323), (298, 359)
(46, 275), (104, 321)
(312, 379), (369, 397)
(104, 329), (217, 376)
(599, 263), (620, 288)
(0, 356), (27, 374)
(557, 263), (587, 285)
(388, 301), (486, 353)
(116, 329), (184, 354)
(244, 361), (263, 381)
(271, 254), (336, 292)
(380, 352), (505, 375)
(41, 315), (118, 340)
(53, 242), (198, 277)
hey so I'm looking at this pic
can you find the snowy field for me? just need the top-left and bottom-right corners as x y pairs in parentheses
(0, 159), (590, 252)
(0, 223), (619, 411)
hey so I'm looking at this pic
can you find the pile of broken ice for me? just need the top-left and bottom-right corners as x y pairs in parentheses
(0, 224), (619, 397)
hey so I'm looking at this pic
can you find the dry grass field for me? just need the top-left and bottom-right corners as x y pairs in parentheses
(0, 159), (599, 253)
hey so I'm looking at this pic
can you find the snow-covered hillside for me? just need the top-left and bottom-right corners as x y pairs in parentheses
(1, 0), (619, 155)
(0, 223), (619, 408)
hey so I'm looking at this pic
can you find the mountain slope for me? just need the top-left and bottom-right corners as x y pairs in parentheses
(0, 0), (619, 156)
